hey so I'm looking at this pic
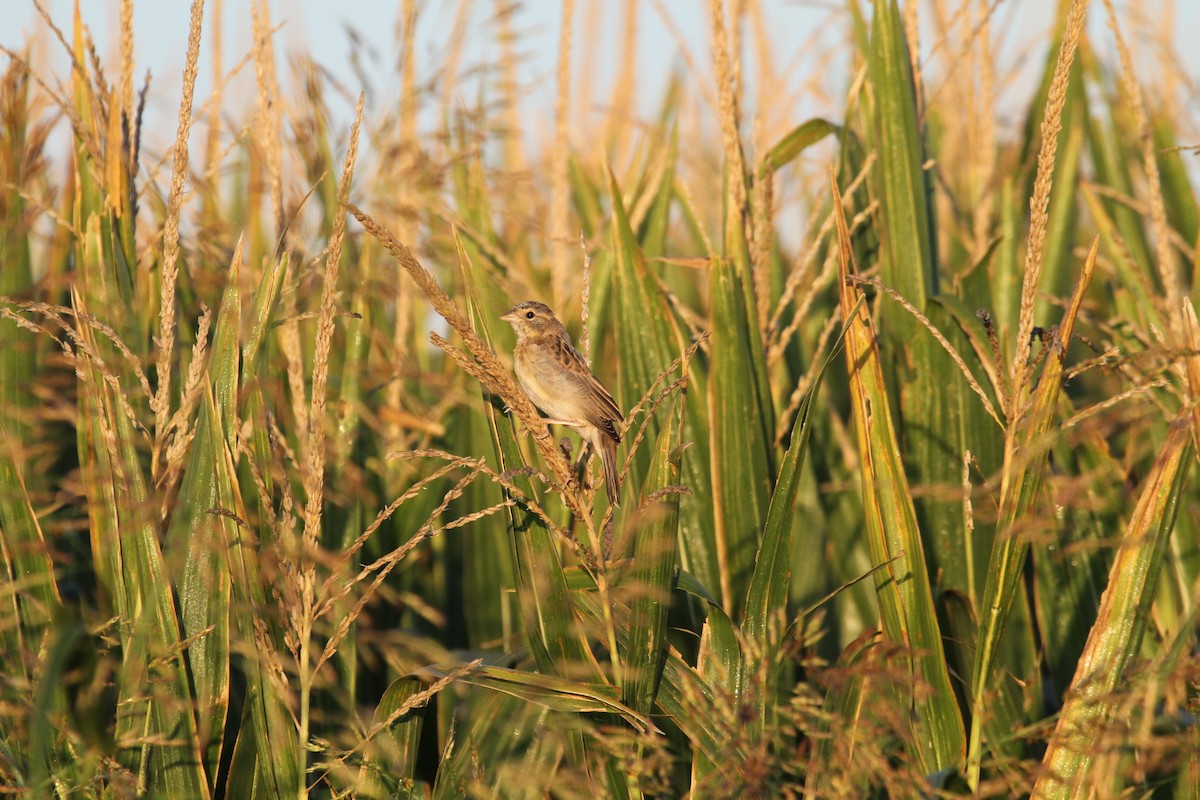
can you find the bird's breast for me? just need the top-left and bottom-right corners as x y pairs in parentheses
(514, 346), (589, 425)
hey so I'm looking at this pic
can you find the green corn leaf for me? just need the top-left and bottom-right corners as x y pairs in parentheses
(607, 165), (685, 497)
(908, 298), (1004, 610)
(242, 251), (289, 379)
(166, 243), (242, 786)
(0, 369), (59, 676)
(26, 613), (90, 792)
(992, 177), (1022, 356)
(432, 691), (558, 800)
(229, 248), (299, 800)
(571, 566), (745, 784)
(708, 248), (774, 618)
(1033, 418), (1192, 798)
(326, 242), (371, 707)
(73, 284), (210, 796)
(739, 303), (849, 739)
(607, 165), (720, 627)
(0, 63), (59, 680)
(620, 397), (684, 715)
(1032, 438), (1113, 694)
(758, 118), (838, 177)
(968, 240), (1099, 785)
(833, 177), (965, 773)
(938, 591), (1028, 769)
(1082, 89), (1154, 296)
(867, 0), (937, 342)
(0, 424), (58, 669)
(1078, 183), (1161, 333)
(359, 676), (429, 799)
(689, 571), (745, 793)
(637, 126), (676, 260)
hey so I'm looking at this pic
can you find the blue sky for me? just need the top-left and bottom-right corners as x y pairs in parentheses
(4, 1), (1199, 156)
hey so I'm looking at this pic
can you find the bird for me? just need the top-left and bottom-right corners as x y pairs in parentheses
(501, 300), (623, 506)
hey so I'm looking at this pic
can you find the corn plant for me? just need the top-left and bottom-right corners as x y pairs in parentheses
(1, 0), (1198, 797)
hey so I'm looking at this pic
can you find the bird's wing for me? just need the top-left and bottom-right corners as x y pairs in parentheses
(553, 336), (623, 443)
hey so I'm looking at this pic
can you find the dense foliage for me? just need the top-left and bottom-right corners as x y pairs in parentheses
(1, 0), (1198, 797)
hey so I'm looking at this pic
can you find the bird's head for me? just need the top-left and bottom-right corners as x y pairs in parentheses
(501, 301), (563, 339)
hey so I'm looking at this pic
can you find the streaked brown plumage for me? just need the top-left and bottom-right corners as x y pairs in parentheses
(501, 301), (622, 506)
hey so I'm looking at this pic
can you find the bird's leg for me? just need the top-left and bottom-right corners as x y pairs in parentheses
(573, 440), (596, 493)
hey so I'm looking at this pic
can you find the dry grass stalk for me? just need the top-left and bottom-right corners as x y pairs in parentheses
(29, 299), (152, 400)
(1010, 0), (1089, 416)
(118, 0), (132, 121)
(607, 0), (639, 157)
(316, 469), (485, 673)
(618, 332), (707, 476)
(494, 0), (526, 182)
(152, 0), (204, 477)
(82, 29), (109, 109)
(1100, 0), (1184, 330)
(579, 232), (592, 363)
(549, 0), (574, 311)
(770, 192), (879, 369)
(747, 0), (778, 133)
(386, 450), (584, 565)
(137, 19), (261, 213)
(294, 92), (367, 772)
(203, 0), (224, 213)
(161, 301), (214, 500)
(751, 115), (772, 332)
(251, 0), (284, 238)
(1182, 300), (1200, 450)
(973, 0), (998, 262)
(302, 94), (364, 552)
(385, 0), (421, 471)
(439, 0), (473, 113)
(249, 1), (307, 459)
(619, 373), (689, 497)
(318, 459), (475, 613)
(1062, 378), (1169, 430)
(729, 0), (744, 113)
(2, 300), (149, 428)
(709, 0), (749, 236)
(71, 287), (129, 494)
(398, 0), (419, 246)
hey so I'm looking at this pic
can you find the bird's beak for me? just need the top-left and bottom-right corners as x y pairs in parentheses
(500, 309), (517, 323)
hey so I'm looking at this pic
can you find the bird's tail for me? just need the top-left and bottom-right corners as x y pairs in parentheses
(598, 435), (621, 507)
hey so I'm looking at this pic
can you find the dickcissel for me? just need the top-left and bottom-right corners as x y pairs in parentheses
(501, 301), (622, 506)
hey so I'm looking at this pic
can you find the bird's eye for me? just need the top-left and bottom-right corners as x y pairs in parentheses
(525, 311), (535, 319)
